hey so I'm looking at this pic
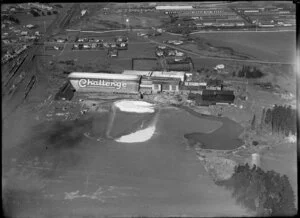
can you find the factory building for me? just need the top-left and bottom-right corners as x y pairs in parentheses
(123, 70), (186, 82)
(190, 89), (235, 106)
(68, 72), (141, 93)
(140, 76), (181, 93)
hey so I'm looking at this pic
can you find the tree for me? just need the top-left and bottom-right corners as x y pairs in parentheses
(260, 108), (266, 130)
(47, 11), (52, 15)
(218, 164), (296, 216)
(264, 108), (272, 125)
(251, 114), (256, 130)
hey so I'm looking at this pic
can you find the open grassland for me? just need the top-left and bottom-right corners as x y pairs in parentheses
(69, 4), (165, 31)
(133, 59), (162, 71)
(192, 31), (296, 62)
(14, 14), (57, 33)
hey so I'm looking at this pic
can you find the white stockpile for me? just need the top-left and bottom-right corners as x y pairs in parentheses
(113, 100), (157, 143)
(114, 100), (155, 113)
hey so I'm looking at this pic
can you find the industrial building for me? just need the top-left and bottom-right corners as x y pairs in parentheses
(66, 71), (235, 106)
(68, 72), (141, 93)
(188, 90), (235, 106)
(140, 76), (181, 93)
(122, 70), (186, 82)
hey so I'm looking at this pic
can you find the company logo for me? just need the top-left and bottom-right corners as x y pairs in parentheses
(78, 79), (127, 89)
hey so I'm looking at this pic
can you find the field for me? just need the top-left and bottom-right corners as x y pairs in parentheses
(192, 31), (296, 62)
(14, 13), (57, 34)
(68, 4), (167, 30)
(132, 58), (162, 71)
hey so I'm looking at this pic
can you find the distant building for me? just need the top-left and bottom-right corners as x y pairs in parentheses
(155, 5), (193, 10)
(20, 31), (28, 36)
(26, 24), (35, 29)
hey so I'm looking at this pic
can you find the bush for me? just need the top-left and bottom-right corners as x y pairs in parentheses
(53, 11), (58, 14)
(3, 15), (20, 24)
(47, 11), (52, 15)
(252, 141), (259, 146)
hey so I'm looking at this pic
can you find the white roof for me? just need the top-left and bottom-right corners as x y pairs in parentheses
(123, 70), (185, 77)
(68, 72), (141, 81)
(152, 71), (185, 77)
(156, 5), (193, 10)
(123, 70), (152, 76)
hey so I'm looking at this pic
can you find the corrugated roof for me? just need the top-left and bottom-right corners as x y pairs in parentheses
(68, 72), (141, 81)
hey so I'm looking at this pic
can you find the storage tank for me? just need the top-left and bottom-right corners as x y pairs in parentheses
(68, 72), (141, 93)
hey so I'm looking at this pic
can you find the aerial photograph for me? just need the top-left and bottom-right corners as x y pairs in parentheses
(2, 1), (298, 217)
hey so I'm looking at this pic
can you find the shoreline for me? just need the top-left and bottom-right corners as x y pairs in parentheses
(178, 105), (245, 151)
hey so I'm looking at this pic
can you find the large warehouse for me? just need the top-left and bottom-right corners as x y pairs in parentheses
(68, 72), (141, 93)
(122, 70), (186, 82)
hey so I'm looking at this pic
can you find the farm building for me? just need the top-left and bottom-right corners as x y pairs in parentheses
(206, 79), (223, 90)
(68, 72), (141, 93)
(122, 70), (186, 82)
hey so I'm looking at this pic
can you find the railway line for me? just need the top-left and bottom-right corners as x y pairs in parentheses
(2, 3), (79, 120)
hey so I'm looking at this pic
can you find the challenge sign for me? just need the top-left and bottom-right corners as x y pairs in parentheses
(78, 79), (127, 89)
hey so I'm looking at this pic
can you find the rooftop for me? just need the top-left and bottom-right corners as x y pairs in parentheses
(68, 72), (141, 81)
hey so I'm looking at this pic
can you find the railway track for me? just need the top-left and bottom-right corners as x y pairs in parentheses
(3, 4), (79, 120)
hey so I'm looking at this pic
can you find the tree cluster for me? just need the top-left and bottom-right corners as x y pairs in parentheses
(217, 164), (296, 216)
(2, 15), (20, 24)
(166, 20), (197, 34)
(261, 105), (296, 136)
(54, 4), (63, 8)
(237, 65), (263, 78)
(30, 9), (40, 17)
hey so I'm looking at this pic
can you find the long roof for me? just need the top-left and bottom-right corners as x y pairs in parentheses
(156, 5), (193, 10)
(68, 72), (141, 81)
(123, 70), (185, 77)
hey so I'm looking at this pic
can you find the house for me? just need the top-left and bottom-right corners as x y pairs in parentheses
(20, 31), (28, 36)
(108, 49), (118, 57)
(57, 38), (66, 43)
(26, 24), (35, 29)
(83, 44), (90, 49)
(175, 50), (185, 56)
(2, 39), (10, 44)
